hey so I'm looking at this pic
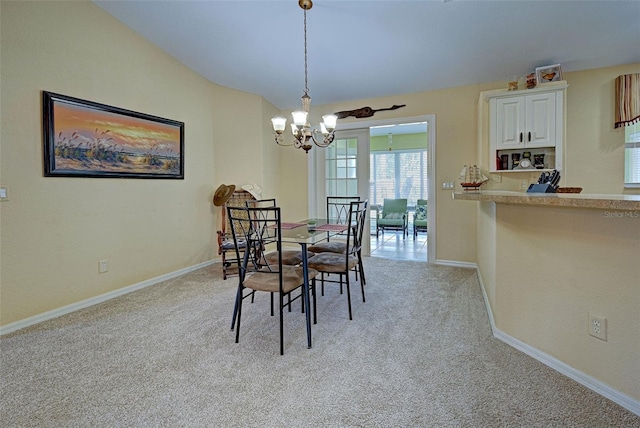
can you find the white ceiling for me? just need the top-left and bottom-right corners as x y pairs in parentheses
(94, 0), (640, 111)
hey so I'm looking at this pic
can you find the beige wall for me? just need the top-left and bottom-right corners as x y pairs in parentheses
(564, 65), (640, 193)
(272, 133), (313, 221)
(0, 1), (270, 325)
(489, 204), (639, 401)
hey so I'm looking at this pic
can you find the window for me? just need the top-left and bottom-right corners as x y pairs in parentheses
(370, 149), (428, 207)
(624, 122), (640, 187)
(325, 137), (358, 197)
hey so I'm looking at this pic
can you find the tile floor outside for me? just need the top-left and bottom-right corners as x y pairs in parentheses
(370, 229), (428, 261)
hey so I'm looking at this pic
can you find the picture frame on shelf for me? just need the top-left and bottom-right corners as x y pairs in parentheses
(535, 64), (563, 85)
(43, 91), (184, 179)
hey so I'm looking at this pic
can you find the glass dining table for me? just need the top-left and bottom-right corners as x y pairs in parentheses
(279, 219), (348, 349)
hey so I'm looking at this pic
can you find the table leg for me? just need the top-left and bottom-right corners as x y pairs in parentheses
(300, 243), (312, 349)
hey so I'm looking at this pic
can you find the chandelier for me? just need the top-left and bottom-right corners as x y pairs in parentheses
(271, 0), (337, 153)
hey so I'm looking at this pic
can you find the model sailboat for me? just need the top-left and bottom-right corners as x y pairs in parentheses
(458, 165), (488, 190)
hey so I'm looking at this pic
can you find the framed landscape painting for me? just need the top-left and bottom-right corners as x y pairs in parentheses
(43, 91), (184, 179)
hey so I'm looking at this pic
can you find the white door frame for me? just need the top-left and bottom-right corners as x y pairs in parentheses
(308, 114), (436, 262)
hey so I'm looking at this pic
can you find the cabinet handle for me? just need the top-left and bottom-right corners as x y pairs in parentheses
(519, 132), (523, 143)
(528, 132), (531, 142)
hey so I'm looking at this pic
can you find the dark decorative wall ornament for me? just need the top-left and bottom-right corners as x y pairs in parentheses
(334, 104), (406, 119)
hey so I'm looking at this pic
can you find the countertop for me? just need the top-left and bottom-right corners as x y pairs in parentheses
(453, 190), (640, 211)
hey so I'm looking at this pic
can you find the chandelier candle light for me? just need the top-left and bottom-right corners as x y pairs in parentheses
(271, 0), (338, 153)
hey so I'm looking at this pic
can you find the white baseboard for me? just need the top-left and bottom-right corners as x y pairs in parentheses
(434, 259), (478, 269)
(0, 260), (215, 336)
(475, 270), (640, 417)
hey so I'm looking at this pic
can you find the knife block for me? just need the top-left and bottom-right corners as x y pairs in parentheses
(527, 183), (556, 193)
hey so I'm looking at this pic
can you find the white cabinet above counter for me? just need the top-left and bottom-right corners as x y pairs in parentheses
(483, 82), (568, 173)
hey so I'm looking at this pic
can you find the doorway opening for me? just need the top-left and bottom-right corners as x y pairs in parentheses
(309, 115), (436, 262)
(369, 122), (429, 261)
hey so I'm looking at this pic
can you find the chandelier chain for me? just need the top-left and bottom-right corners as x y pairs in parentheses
(303, 8), (309, 96)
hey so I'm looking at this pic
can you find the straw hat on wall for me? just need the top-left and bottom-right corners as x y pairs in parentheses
(241, 184), (263, 200)
(213, 184), (236, 206)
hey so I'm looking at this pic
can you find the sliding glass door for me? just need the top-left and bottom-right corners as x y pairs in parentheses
(370, 149), (428, 208)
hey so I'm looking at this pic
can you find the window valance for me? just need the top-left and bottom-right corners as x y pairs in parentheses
(615, 73), (640, 128)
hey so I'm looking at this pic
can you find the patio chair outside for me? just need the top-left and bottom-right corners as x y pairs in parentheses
(376, 198), (408, 239)
(413, 199), (428, 239)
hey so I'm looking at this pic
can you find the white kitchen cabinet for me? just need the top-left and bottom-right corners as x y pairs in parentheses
(485, 82), (567, 172)
(494, 92), (557, 149)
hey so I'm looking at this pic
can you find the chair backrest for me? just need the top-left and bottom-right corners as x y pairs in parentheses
(227, 205), (283, 281)
(382, 198), (407, 215)
(245, 200), (277, 248)
(246, 198), (276, 208)
(414, 199), (427, 221)
(219, 189), (256, 235)
(326, 196), (360, 224)
(346, 199), (368, 256)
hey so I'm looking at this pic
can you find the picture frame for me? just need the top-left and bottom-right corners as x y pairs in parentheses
(535, 64), (563, 85)
(43, 91), (184, 179)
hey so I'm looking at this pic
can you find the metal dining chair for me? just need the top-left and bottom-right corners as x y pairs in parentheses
(246, 198), (315, 266)
(228, 205), (318, 355)
(308, 196), (364, 288)
(308, 200), (368, 320)
(308, 196), (360, 254)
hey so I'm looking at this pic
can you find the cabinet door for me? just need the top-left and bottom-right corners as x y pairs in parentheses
(495, 97), (525, 149)
(525, 92), (556, 148)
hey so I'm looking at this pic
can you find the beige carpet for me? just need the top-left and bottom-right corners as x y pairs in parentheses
(1, 258), (639, 427)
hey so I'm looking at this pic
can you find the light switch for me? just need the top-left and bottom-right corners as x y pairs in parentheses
(0, 187), (7, 201)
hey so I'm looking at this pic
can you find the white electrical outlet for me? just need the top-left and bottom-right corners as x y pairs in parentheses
(99, 260), (109, 273)
(520, 180), (529, 189)
(588, 313), (607, 341)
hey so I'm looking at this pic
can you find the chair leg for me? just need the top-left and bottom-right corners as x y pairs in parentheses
(279, 292), (285, 355)
(300, 287), (307, 314)
(312, 278), (317, 324)
(270, 292), (274, 316)
(359, 263), (366, 303)
(221, 252), (228, 280)
(345, 273), (353, 321)
(235, 288), (244, 343)
(230, 285), (242, 330)
(357, 251), (366, 286)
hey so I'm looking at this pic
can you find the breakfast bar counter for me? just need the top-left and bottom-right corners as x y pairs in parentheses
(453, 190), (640, 211)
